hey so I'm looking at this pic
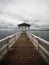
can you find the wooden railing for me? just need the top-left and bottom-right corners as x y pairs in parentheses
(0, 32), (21, 59)
(27, 32), (49, 64)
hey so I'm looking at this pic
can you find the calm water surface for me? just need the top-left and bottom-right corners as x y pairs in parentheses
(0, 29), (49, 42)
(0, 29), (18, 40)
(30, 30), (49, 42)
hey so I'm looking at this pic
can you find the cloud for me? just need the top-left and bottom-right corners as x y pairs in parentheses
(0, 0), (49, 29)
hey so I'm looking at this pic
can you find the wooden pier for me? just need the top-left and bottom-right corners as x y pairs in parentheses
(0, 33), (48, 65)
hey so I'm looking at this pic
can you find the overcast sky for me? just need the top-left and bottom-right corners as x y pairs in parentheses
(0, 0), (49, 29)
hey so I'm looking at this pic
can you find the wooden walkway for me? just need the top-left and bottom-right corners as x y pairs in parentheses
(0, 33), (48, 65)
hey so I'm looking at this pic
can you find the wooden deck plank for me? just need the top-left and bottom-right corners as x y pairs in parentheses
(0, 33), (48, 65)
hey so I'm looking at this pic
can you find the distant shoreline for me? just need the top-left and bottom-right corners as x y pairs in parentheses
(0, 29), (49, 31)
(27, 29), (49, 31)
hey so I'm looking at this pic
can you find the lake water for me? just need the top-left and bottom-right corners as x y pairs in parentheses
(0, 29), (49, 42)
(30, 30), (49, 42)
(0, 29), (19, 40)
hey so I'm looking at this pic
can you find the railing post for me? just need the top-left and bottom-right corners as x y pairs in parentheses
(15, 35), (16, 43)
(35, 38), (39, 51)
(7, 38), (10, 51)
(37, 38), (40, 51)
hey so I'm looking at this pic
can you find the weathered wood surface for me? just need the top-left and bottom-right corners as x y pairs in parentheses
(0, 33), (48, 65)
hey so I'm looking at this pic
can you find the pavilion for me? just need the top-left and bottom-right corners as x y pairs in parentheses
(18, 23), (31, 33)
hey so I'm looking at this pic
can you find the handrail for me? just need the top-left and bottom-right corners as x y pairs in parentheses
(27, 32), (49, 64)
(0, 32), (21, 59)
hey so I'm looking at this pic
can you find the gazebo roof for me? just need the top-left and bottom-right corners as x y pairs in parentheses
(18, 23), (31, 27)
